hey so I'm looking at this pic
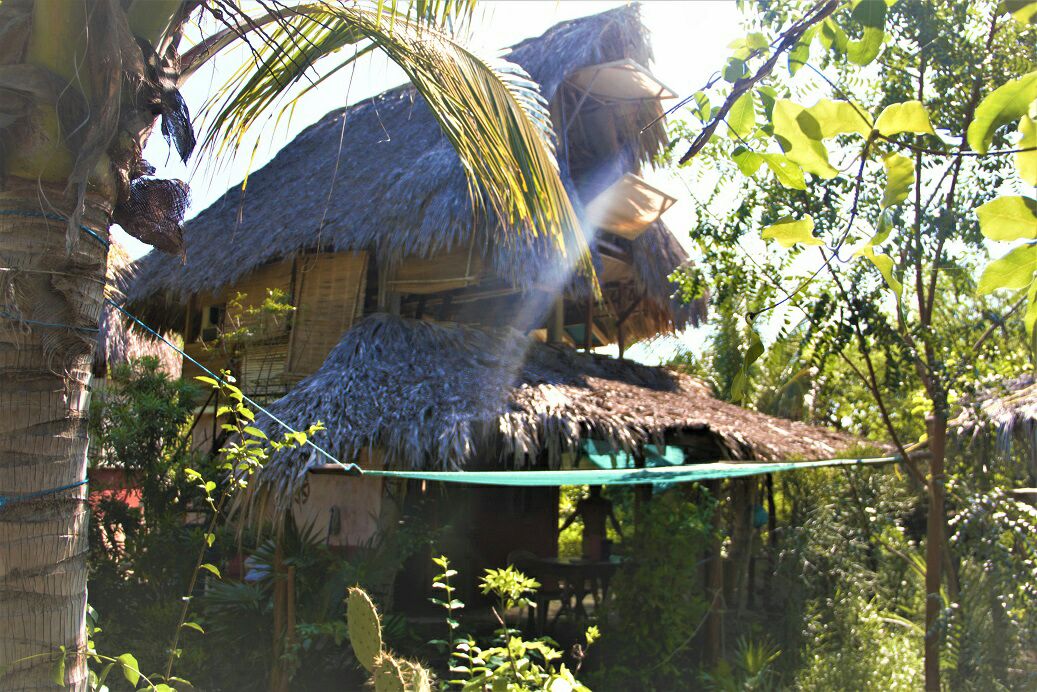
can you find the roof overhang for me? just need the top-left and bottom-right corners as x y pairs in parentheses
(567, 58), (678, 102)
(584, 173), (678, 240)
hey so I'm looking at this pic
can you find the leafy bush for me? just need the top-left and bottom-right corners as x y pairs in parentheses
(795, 592), (923, 691)
(594, 487), (717, 689)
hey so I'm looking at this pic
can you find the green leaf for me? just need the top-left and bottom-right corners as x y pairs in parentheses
(195, 375), (219, 388)
(808, 98), (873, 138)
(117, 653), (140, 687)
(788, 26), (815, 76)
(967, 71), (1037, 154)
(874, 100), (935, 137)
(732, 146), (764, 176)
(881, 153), (915, 209)
(52, 654), (65, 686)
(691, 91), (711, 123)
(761, 215), (822, 248)
(757, 85), (778, 121)
(761, 153), (807, 189)
(772, 99), (838, 178)
(857, 245), (903, 299)
(731, 327), (764, 401)
(977, 196), (1037, 241)
(999, 1), (1037, 27)
(819, 18), (848, 53)
(846, 1), (887, 65)
(1026, 281), (1037, 336)
(723, 57), (747, 83)
(182, 621), (206, 634)
(206, 532), (216, 547)
(728, 92), (757, 139)
(200, 563), (222, 579)
(243, 425), (268, 439)
(746, 32), (770, 50)
(1018, 114), (1036, 186)
(977, 243), (1037, 294)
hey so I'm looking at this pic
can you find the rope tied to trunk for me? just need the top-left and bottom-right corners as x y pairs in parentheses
(2, 207), (359, 474)
(0, 209), (111, 249)
(0, 479), (89, 508)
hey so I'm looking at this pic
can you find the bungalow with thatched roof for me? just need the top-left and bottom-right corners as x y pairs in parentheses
(127, 7), (860, 588)
(951, 373), (1037, 488)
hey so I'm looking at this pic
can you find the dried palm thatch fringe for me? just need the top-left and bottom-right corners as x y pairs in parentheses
(951, 373), (1037, 480)
(126, 5), (699, 337)
(95, 240), (181, 377)
(235, 314), (860, 520)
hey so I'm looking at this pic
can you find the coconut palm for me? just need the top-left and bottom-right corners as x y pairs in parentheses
(0, 1), (581, 688)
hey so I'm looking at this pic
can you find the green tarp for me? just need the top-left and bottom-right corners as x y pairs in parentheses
(360, 455), (899, 486)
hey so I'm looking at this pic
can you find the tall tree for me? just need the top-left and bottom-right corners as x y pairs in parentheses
(670, 0), (1036, 687)
(0, 1), (582, 688)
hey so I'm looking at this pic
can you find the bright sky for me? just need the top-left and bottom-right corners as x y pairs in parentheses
(125, 1), (746, 363)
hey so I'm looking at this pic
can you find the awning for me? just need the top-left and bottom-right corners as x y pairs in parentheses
(579, 439), (685, 469)
(316, 456), (900, 487)
(584, 173), (677, 240)
(567, 58), (678, 102)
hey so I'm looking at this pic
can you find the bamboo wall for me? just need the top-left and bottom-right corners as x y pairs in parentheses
(183, 252), (368, 401)
(287, 252), (367, 375)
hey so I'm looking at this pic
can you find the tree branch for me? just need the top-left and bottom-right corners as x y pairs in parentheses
(678, 0), (840, 165)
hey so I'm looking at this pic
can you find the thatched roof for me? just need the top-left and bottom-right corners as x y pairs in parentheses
(244, 315), (859, 507)
(951, 373), (1037, 479)
(126, 5), (694, 333)
(96, 242), (181, 377)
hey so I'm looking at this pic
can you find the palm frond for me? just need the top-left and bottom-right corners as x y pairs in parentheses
(191, 1), (583, 257)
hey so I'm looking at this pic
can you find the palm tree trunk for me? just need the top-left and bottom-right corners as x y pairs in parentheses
(0, 180), (110, 691)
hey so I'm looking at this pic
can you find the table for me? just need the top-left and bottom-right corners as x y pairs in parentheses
(515, 555), (622, 629)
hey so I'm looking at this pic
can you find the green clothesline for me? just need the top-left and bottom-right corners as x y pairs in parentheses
(351, 455), (901, 487)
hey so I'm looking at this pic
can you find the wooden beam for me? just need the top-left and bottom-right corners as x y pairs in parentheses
(547, 297), (564, 344)
(583, 293), (594, 351)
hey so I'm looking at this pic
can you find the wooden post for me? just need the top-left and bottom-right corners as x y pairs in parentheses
(583, 294), (594, 351)
(270, 538), (285, 692)
(704, 479), (724, 667)
(925, 413), (947, 692)
(285, 565), (297, 671)
(547, 296), (564, 344)
(765, 473), (776, 608)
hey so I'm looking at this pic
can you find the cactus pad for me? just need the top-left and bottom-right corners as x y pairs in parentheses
(347, 587), (383, 672)
(402, 660), (433, 692)
(372, 653), (406, 692)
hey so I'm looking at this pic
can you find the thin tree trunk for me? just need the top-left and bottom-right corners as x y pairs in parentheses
(924, 413), (947, 692)
(0, 182), (110, 690)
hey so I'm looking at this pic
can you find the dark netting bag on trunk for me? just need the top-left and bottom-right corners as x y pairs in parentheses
(113, 176), (190, 258)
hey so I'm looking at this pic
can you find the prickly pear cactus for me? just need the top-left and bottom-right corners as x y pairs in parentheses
(372, 653), (407, 692)
(347, 587), (383, 672)
(401, 660), (433, 692)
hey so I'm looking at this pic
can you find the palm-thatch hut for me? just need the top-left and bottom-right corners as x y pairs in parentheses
(237, 314), (858, 573)
(127, 5), (701, 399)
(951, 373), (1037, 487)
(126, 7), (861, 589)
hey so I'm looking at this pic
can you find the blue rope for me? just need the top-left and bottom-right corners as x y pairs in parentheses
(106, 300), (361, 475)
(2, 207), (359, 475)
(0, 209), (110, 249)
(0, 309), (100, 333)
(0, 478), (89, 509)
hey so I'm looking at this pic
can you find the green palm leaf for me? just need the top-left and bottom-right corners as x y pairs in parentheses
(189, 1), (583, 258)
